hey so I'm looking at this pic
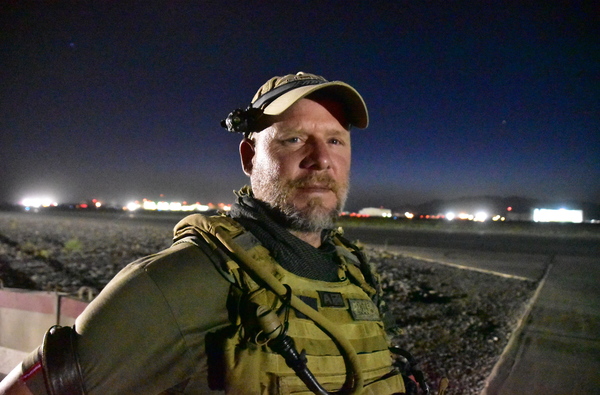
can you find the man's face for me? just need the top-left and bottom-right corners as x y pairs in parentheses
(240, 97), (351, 231)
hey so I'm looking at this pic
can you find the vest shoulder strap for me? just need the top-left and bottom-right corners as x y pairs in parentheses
(172, 213), (246, 285)
(331, 232), (380, 292)
(172, 213), (277, 291)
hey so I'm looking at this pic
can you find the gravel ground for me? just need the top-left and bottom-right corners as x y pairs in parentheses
(368, 247), (537, 394)
(0, 212), (173, 293)
(0, 211), (538, 394)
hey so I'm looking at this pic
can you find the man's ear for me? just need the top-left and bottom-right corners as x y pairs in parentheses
(239, 138), (255, 176)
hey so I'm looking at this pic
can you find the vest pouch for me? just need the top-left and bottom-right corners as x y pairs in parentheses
(262, 350), (406, 395)
(223, 342), (265, 394)
(361, 371), (406, 395)
(271, 373), (347, 395)
(269, 369), (406, 395)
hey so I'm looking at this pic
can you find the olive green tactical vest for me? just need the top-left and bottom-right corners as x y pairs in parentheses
(174, 214), (405, 394)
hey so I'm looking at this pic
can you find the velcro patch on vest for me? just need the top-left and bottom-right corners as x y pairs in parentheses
(348, 299), (380, 321)
(318, 291), (346, 308)
(295, 295), (318, 319)
(232, 232), (261, 250)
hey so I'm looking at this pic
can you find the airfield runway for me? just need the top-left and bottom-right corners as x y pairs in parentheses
(355, 238), (599, 394)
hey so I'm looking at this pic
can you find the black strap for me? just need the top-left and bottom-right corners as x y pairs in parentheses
(251, 78), (324, 109)
(41, 325), (85, 395)
(334, 233), (378, 289)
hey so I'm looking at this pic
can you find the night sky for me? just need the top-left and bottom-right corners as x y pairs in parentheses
(1, 1), (598, 212)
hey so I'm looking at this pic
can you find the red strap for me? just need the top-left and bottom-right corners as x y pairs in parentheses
(21, 361), (43, 382)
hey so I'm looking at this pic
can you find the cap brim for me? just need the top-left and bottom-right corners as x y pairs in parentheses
(261, 81), (369, 129)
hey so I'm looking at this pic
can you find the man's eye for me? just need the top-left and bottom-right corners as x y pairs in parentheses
(286, 137), (300, 143)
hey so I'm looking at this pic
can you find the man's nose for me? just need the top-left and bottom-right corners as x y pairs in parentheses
(301, 140), (331, 170)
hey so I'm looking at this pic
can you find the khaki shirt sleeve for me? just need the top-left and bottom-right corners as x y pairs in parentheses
(74, 242), (231, 394)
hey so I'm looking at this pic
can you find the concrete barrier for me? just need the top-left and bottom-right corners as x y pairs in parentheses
(0, 288), (89, 376)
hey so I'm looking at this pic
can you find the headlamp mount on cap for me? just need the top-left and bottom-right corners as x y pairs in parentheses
(221, 77), (325, 137)
(220, 72), (369, 137)
(220, 107), (263, 136)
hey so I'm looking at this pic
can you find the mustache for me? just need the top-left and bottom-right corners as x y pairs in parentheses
(286, 173), (341, 193)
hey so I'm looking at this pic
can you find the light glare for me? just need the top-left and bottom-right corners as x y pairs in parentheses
(21, 197), (57, 208)
(533, 208), (583, 223)
(474, 212), (488, 222)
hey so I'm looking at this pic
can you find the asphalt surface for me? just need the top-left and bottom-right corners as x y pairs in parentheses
(342, 226), (600, 257)
(376, 244), (600, 395)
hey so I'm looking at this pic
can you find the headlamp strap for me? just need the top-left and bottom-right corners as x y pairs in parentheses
(250, 78), (324, 110)
(220, 78), (325, 135)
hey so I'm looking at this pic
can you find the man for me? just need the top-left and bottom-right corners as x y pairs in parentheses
(0, 72), (407, 394)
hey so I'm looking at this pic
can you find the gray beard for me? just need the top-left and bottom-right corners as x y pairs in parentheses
(252, 172), (348, 232)
(278, 196), (344, 232)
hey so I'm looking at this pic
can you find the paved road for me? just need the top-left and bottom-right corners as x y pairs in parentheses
(342, 226), (600, 257)
(369, 241), (600, 395)
(483, 254), (600, 395)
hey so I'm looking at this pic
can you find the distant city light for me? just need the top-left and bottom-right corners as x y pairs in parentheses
(446, 211), (495, 221)
(17, 195), (234, 213)
(157, 201), (170, 211)
(127, 202), (141, 211)
(21, 197), (57, 208)
(533, 208), (583, 223)
(358, 207), (392, 217)
(124, 199), (230, 212)
(16, 194), (587, 225)
(474, 212), (488, 222)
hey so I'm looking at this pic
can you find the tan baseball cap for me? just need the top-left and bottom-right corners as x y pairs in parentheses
(250, 72), (369, 129)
